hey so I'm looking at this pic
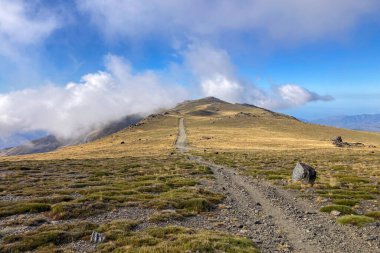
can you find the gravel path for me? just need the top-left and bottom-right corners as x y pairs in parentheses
(176, 117), (380, 253)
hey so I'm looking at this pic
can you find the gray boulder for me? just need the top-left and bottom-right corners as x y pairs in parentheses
(292, 162), (317, 186)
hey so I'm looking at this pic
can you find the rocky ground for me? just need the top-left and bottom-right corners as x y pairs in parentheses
(178, 117), (380, 253)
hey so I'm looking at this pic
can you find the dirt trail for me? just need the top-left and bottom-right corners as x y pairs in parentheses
(176, 117), (380, 253)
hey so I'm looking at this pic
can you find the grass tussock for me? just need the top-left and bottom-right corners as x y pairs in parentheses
(0, 203), (51, 218)
(332, 199), (359, 207)
(337, 215), (374, 226)
(320, 205), (356, 214)
(365, 211), (380, 220)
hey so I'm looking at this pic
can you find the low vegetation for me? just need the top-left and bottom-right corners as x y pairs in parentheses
(98, 223), (258, 253)
(337, 215), (375, 226)
(0, 153), (258, 251)
(320, 205), (356, 215)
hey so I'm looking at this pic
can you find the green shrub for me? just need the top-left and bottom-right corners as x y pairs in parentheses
(0, 203), (51, 218)
(320, 205), (356, 215)
(50, 202), (108, 220)
(175, 198), (214, 213)
(332, 199), (359, 206)
(337, 215), (374, 226)
(365, 211), (380, 220)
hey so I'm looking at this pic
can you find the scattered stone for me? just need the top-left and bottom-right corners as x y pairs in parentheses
(330, 210), (341, 216)
(161, 209), (177, 214)
(365, 236), (377, 241)
(120, 141), (125, 144)
(90, 231), (105, 244)
(239, 229), (249, 234)
(292, 162), (317, 186)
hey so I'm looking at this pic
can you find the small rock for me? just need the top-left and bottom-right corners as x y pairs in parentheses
(365, 236), (377, 241)
(239, 229), (249, 234)
(90, 231), (105, 244)
(330, 210), (341, 216)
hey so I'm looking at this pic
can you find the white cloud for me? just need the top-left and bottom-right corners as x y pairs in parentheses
(201, 75), (243, 103)
(182, 43), (243, 102)
(183, 43), (334, 108)
(77, 0), (380, 43)
(275, 84), (333, 107)
(0, 0), (59, 58)
(0, 55), (186, 139)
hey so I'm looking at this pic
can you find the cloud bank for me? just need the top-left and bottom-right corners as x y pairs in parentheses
(77, 0), (379, 43)
(0, 55), (186, 139)
(182, 44), (333, 108)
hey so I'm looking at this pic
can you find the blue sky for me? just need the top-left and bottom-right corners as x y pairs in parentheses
(0, 0), (380, 140)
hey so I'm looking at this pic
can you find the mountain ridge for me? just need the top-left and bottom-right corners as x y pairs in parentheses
(0, 115), (142, 156)
(312, 114), (380, 132)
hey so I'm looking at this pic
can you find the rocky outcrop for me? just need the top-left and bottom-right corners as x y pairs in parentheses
(331, 136), (365, 148)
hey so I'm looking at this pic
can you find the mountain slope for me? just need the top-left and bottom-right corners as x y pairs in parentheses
(0, 115), (142, 156)
(173, 97), (380, 151)
(2, 97), (379, 161)
(312, 114), (380, 132)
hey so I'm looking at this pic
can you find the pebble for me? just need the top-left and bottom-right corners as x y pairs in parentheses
(330, 210), (341, 216)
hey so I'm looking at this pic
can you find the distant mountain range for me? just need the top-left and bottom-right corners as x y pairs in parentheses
(0, 131), (48, 150)
(0, 115), (142, 156)
(312, 114), (380, 132)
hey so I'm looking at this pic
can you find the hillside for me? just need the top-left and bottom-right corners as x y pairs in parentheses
(0, 115), (141, 157)
(0, 97), (379, 252)
(4, 97), (379, 161)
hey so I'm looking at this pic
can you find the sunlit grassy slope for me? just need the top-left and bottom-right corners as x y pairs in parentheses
(2, 96), (379, 162)
(175, 97), (379, 218)
(0, 114), (179, 161)
(176, 97), (380, 151)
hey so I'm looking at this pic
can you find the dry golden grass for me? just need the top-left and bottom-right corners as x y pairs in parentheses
(184, 107), (380, 151)
(0, 114), (179, 161)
